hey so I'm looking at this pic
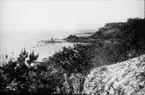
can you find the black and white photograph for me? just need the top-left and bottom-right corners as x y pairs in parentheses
(0, 0), (144, 94)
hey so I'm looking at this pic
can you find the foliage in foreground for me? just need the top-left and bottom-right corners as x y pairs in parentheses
(0, 44), (92, 94)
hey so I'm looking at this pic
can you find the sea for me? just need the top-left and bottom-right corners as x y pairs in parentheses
(0, 31), (94, 62)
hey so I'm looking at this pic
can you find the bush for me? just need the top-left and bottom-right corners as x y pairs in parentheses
(0, 43), (92, 94)
(0, 49), (40, 94)
(48, 44), (93, 74)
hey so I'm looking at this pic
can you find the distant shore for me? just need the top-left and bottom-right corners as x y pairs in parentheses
(38, 31), (95, 44)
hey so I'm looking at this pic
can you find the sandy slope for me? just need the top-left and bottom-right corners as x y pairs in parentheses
(83, 55), (145, 95)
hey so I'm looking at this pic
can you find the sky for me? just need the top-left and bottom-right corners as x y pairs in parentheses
(0, 0), (144, 41)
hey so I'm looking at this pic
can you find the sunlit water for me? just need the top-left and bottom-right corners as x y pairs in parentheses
(0, 40), (74, 61)
(0, 32), (93, 62)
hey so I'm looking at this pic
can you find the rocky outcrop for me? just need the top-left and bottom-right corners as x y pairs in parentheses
(83, 55), (145, 95)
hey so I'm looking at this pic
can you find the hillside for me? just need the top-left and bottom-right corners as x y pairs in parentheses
(83, 54), (145, 95)
(64, 18), (145, 67)
(87, 18), (145, 67)
(91, 18), (145, 53)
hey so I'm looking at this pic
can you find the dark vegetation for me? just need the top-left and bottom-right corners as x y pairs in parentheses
(0, 18), (145, 94)
(90, 18), (145, 66)
(64, 35), (94, 43)
(0, 44), (92, 95)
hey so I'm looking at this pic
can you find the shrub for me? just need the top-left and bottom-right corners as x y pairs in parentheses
(48, 44), (93, 74)
(0, 43), (92, 94)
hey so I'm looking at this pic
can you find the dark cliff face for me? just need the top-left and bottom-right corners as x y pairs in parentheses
(83, 55), (145, 95)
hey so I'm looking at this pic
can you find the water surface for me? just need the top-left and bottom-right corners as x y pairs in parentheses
(0, 40), (74, 61)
